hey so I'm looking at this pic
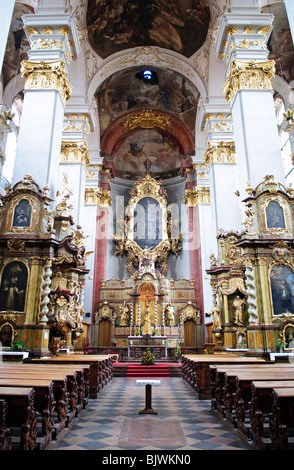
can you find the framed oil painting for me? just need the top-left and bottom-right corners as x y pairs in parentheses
(0, 261), (28, 312)
(270, 264), (294, 315)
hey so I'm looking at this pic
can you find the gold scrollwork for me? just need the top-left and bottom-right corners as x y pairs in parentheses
(123, 109), (172, 132)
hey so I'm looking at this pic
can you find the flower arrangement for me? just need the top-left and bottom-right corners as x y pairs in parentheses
(10, 336), (25, 351)
(175, 346), (181, 356)
(141, 348), (155, 365)
(277, 337), (285, 352)
(152, 328), (159, 336)
(136, 328), (142, 336)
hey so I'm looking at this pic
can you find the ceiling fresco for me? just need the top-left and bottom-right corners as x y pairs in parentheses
(86, 0), (211, 59)
(112, 127), (184, 180)
(262, 2), (294, 84)
(96, 66), (199, 135)
(96, 66), (198, 180)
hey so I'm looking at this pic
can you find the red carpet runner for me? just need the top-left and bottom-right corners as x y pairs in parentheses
(126, 363), (170, 378)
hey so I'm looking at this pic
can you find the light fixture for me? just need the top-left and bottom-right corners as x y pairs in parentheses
(143, 70), (152, 81)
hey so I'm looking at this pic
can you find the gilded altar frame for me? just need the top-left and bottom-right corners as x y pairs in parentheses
(114, 174), (182, 275)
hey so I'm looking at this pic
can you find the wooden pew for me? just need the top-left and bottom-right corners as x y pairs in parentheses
(209, 363), (294, 417)
(3, 362), (91, 409)
(269, 388), (294, 450)
(0, 369), (70, 440)
(217, 366), (294, 443)
(0, 386), (37, 450)
(27, 355), (114, 398)
(0, 363), (90, 433)
(182, 355), (266, 399)
(250, 380), (294, 450)
(0, 398), (11, 450)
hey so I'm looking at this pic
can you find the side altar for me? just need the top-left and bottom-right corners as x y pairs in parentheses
(92, 175), (202, 356)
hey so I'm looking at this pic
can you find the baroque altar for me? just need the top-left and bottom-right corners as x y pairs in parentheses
(93, 175), (202, 356)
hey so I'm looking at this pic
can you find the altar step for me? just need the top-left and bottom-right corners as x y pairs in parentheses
(113, 362), (182, 378)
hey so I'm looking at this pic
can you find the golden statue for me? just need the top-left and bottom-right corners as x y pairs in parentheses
(233, 296), (246, 325)
(142, 301), (152, 335)
(208, 302), (222, 330)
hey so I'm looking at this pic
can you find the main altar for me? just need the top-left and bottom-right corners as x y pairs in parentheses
(92, 175), (202, 358)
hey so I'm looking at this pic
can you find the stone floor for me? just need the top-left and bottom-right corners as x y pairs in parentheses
(51, 377), (250, 451)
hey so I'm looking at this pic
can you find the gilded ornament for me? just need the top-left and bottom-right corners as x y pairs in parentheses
(123, 109), (172, 132)
(223, 60), (276, 104)
(21, 60), (72, 104)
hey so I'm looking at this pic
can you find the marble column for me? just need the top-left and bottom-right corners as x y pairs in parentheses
(11, 4), (80, 201)
(201, 102), (241, 233)
(215, 4), (285, 206)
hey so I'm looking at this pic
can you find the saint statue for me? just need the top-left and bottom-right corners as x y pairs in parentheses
(233, 296), (246, 325)
(165, 303), (175, 326)
(142, 301), (152, 335)
(208, 302), (222, 330)
(119, 302), (130, 326)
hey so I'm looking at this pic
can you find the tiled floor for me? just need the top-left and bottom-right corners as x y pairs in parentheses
(52, 377), (249, 451)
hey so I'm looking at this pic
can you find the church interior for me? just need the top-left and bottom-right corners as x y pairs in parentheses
(1, 0), (294, 452)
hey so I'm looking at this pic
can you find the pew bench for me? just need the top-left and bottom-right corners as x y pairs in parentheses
(182, 355), (266, 399)
(270, 388), (294, 450)
(0, 386), (37, 450)
(0, 363), (90, 435)
(0, 398), (11, 450)
(250, 380), (294, 450)
(217, 367), (294, 445)
(27, 355), (114, 399)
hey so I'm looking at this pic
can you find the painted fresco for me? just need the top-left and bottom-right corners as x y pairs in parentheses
(112, 128), (183, 180)
(262, 2), (294, 84)
(86, 0), (210, 59)
(96, 66), (199, 135)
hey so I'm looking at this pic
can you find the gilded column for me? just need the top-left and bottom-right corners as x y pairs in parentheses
(215, 5), (285, 204)
(12, 8), (80, 200)
(25, 257), (44, 325)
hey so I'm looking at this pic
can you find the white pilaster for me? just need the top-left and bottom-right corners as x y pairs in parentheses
(12, 5), (80, 200)
(215, 3), (285, 204)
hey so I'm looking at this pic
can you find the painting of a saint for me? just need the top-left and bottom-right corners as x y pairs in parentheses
(133, 197), (162, 249)
(266, 200), (285, 229)
(12, 199), (31, 227)
(0, 262), (28, 312)
(270, 264), (294, 315)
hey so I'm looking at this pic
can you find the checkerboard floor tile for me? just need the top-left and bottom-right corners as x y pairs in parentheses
(52, 377), (249, 451)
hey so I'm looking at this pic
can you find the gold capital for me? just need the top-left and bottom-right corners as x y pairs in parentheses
(223, 59), (276, 104)
(60, 141), (91, 166)
(21, 60), (72, 104)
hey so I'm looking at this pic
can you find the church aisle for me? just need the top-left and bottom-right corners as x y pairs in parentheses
(52, 377), (249, 451)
